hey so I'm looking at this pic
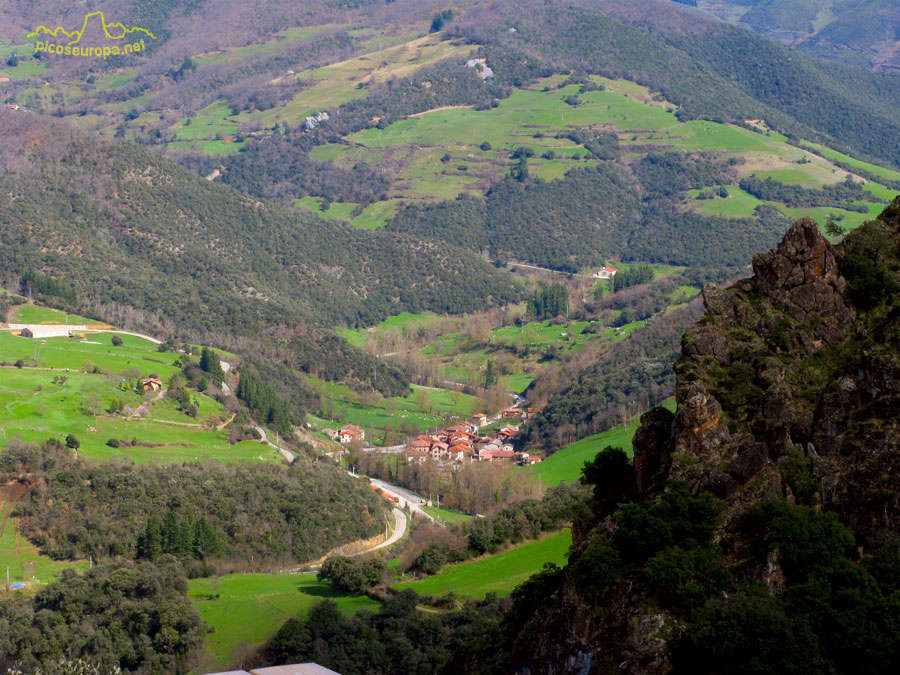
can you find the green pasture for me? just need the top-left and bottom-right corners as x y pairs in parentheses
(312, 378), (480, 437)
(753, 167), (829, 188)
(395, 528), (572, 599)
(9, 304), (101, 325)
(0, 58), (47, 82)
(343, 77), (860, 209)
(294, 196), (358, 221)
(350, 200), (399, 229)
(0, 331), (182, 378)
(491, 321), (590, 348)
(605, 319), (646, 341)
(500, 372), (535, 394)
(530, 399), (676, 486)
(800, 142), (900, 184)
(667, 286), (701, 304)
(174, 103), (241, 142)
(421, 505), (473, 525)
(0, 511), (88, 589)
(689, 185), (762, 217)
(0, 369), (266, 464)
(777, 204), (876, 232)
(308, 143), (348, 161)
(98, 69), (137, 90)
(189, 573), (378, 671)
(338, 311), (443, 347)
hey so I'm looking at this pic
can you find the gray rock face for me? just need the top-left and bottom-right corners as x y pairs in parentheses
(751, 217), (855, 342)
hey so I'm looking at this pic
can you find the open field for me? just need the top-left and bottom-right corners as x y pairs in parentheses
(395, 528), (572, 598)
(8, 305), (102, 325)
(336, 73), (894, 226)
(0, 331), (182, 378)
(189, 573), (379, 671)
(0, 368), (271, 464)
(338, 311), (444, 348)
(531, 398), (676, 486)
(311, 378), (481, 440)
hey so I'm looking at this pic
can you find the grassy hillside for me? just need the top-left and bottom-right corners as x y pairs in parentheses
(395, 528), (572, 598)
(530, 398), (677, 486)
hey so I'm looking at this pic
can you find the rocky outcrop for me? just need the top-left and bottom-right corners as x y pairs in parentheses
(751, 217), (855, 340)
(631, 406), (674, 494)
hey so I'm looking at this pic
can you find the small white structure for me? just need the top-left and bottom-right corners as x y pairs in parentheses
(594, 266), (618, 279)
(17, 325), (72, 339)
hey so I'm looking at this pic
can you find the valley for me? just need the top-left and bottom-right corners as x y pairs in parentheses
(2, 0), (900, 673)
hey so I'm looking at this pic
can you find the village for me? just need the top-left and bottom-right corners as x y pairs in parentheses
(326, 405), (543, 469)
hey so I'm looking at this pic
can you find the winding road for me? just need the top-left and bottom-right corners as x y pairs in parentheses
(254, 425), (295, 463)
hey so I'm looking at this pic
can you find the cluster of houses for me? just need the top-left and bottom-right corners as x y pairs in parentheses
(323, 406), (542, 467)
(404, 416), (541, 468)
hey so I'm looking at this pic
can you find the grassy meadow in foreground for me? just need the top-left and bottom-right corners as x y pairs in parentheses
(189, 573), (379, 671)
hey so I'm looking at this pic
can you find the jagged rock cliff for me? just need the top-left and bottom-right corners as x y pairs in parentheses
(463, 199), (900, 675)
(663, 211), (900, 538)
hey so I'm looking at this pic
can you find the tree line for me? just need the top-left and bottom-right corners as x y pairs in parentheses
(740, 175), (871, 211)
(527, 283), (569, 320)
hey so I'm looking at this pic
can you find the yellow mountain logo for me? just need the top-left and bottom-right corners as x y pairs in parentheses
(28, 11), (156, 59)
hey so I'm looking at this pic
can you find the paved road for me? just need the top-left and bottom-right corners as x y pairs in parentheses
(254, 425), (295, 463)
(368, 508), (408, 553)
(368, 477), (435, 523)
(497, 261), (594, 278)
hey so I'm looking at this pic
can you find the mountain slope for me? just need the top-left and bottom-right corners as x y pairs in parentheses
(697, 0), (900, 71)
(0, 111), (522, 392)
(458, 0), (900, 170)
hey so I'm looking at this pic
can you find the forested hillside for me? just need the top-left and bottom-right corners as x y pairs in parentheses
(1, 440), (387, 571)
(696, 0), (900, 71)
(0, 112), (521, 394)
